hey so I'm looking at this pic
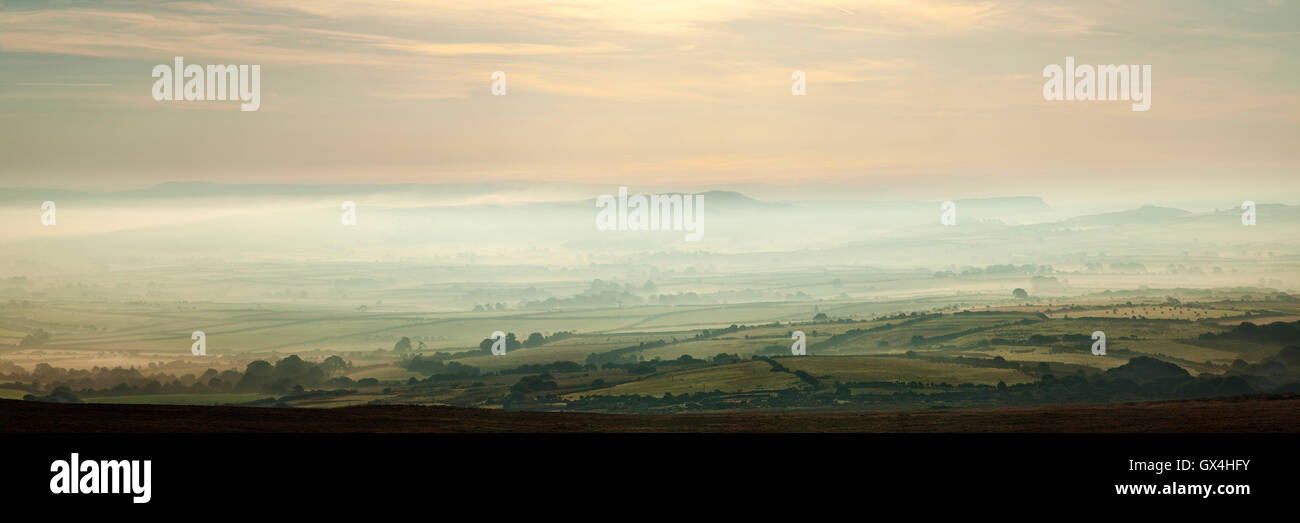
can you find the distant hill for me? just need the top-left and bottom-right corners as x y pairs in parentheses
(1064, 205), (1191, 226)
(804, 196), (1050, 214)
(949, 196), (1052, 214)
(693, 190), (771, 208)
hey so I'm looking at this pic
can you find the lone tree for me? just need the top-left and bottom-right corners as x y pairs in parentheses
(393, 337), (412, 353)
(1012, 288), (1029, 299)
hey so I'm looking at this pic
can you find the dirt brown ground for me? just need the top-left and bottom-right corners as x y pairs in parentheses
(3, 394), (1298, 433)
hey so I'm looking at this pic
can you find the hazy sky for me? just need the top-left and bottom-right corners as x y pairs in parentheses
(0, 0), (1296, 205)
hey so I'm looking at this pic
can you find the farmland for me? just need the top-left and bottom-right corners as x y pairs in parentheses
(5, 266), (1300, 417)
(3, 189), (1300, 426)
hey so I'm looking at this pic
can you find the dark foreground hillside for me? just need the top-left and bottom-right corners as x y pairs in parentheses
(3, 394), (1299, 433)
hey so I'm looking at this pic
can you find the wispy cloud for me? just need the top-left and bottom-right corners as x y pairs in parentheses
(0, 0), (1296, 193)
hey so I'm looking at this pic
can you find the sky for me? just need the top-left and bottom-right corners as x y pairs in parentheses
(0, 0), (1296, 206)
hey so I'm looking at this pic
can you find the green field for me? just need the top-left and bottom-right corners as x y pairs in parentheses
(0, 388), (29, 400)
(3, 256), (1299, 409)
(779, 356), (1035, 386)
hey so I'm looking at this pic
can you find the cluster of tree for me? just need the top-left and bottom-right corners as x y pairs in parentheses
(8, 355), (353, 398)
(1107, 262), (1148, 273)
(1, 362), (239, 393)
(754, 356), (822, 389)
(19, 328), (51, 347)
(694, 324), (749, 340)
(520, 279), (653, 310)
(1199, 320), (1300, 345)
(509, 374), (558, 397)
(649, 292), (713, 305)
(498, 360), (585, 376)
(526, 331), (573, 347)
(478, 332), (521, 353)
(711, 353), (742, 364)
(877, 311), (943, 322)
(22, 385), (81, 403)
(1221, 345), (1300, 390)
(592, 354), (709, 377)
(224, 355), (351, 394)
(392, 337), (428, 353)
(523, 291), (641, 309)
(1030, 275), (1064, 294)
(603, 361), (658, 375)
(400, 355), (481, 377)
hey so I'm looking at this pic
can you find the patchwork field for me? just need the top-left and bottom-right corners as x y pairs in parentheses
(779, 356), (1036, 386)
(3, 257), (1299, 415)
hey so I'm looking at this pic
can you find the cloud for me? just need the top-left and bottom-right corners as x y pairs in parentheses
(1, 0), (1296, 188)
